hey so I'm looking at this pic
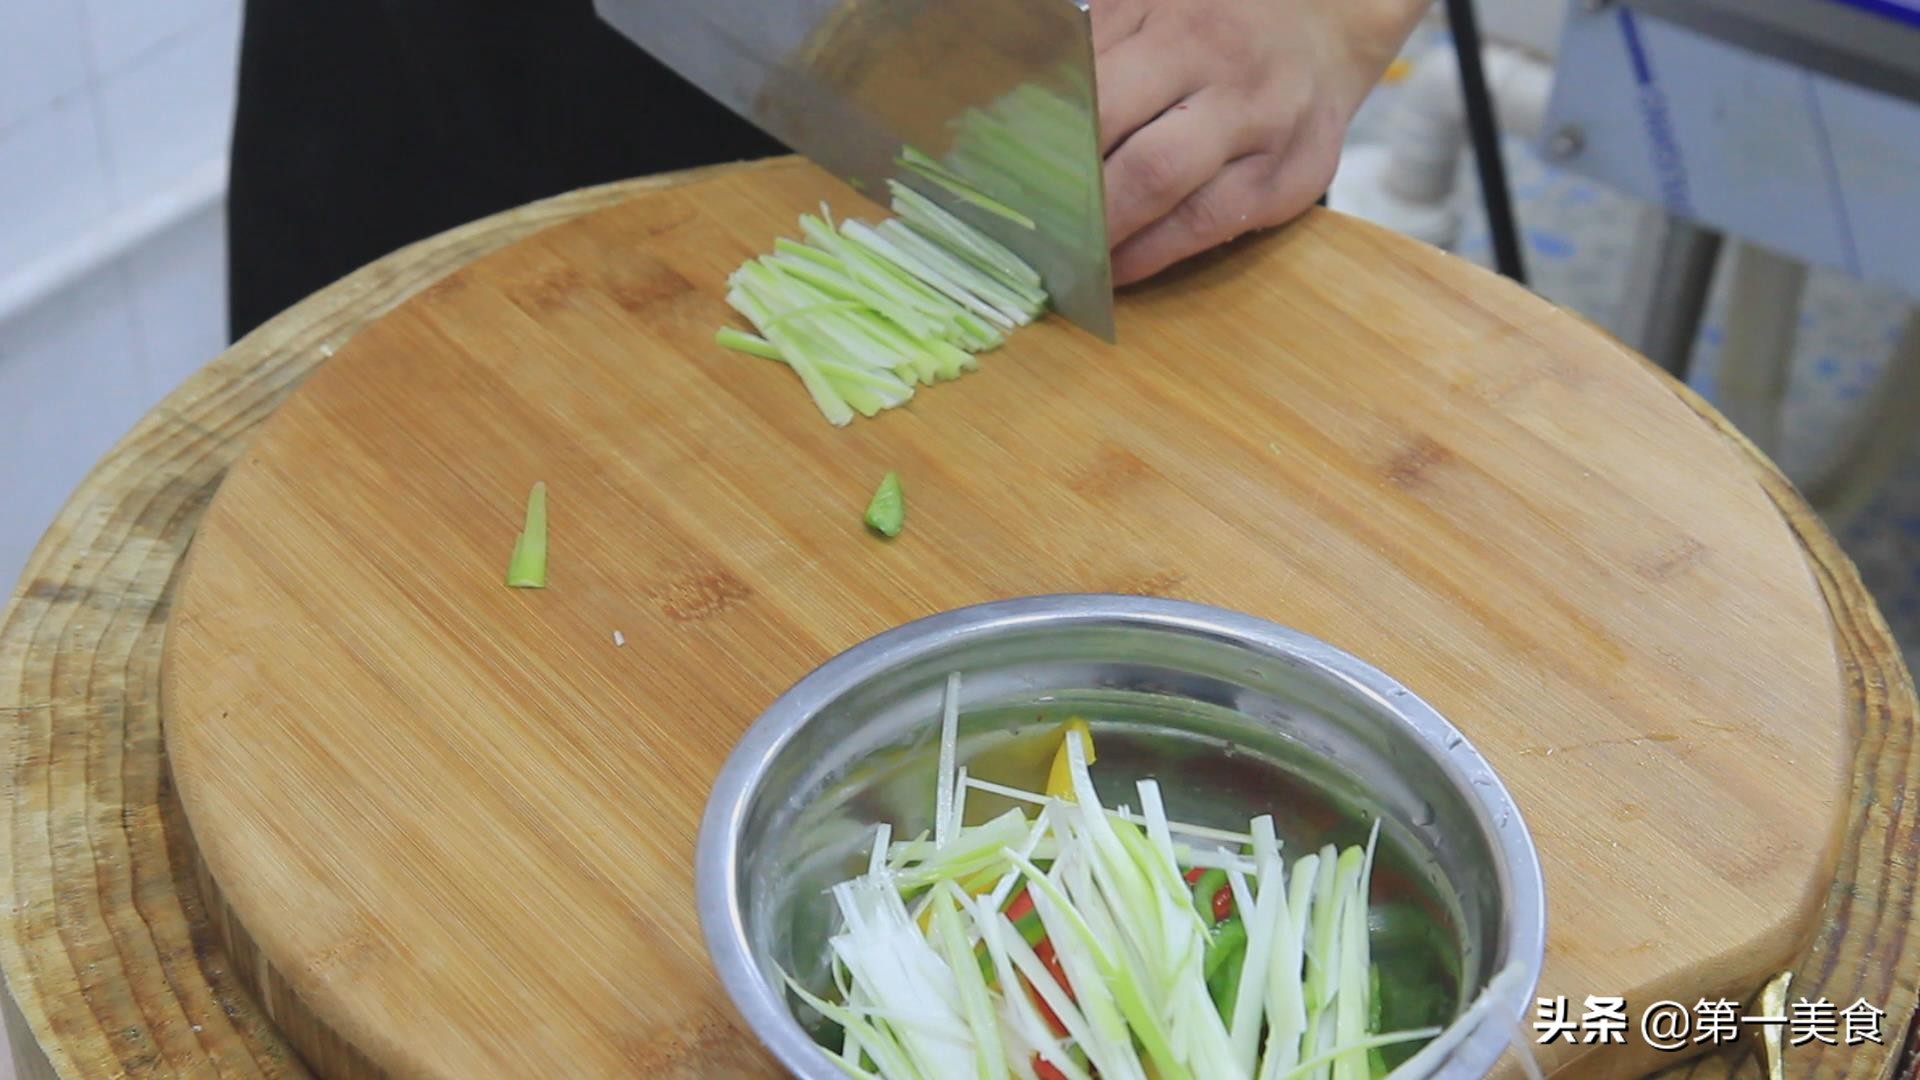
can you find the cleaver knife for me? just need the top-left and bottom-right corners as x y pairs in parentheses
(592, 0), (1116, 342)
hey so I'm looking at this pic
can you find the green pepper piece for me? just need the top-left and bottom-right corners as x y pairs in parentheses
(1209, 941), (1246, 1021)
(976, 940), (998, 985)
(1203, 915), (1247, 983)
(864, 471), (905, 537)
(1013, 912), (1046, 948)
(1003, 885), (1049, 947)
(815, 1018), (845, 1052)
(1191, 868), (1228, 925)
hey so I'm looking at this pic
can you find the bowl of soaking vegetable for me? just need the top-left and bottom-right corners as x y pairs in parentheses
(697, 594), (1546, 1079)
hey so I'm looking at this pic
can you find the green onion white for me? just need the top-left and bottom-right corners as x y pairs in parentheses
(717, 187), (1049, 427)
(783, 674), (1471, 1080)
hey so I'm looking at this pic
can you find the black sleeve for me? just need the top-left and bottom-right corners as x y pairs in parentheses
(226, 0), (787, 340)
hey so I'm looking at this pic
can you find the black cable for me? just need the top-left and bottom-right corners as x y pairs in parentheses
(1443, 0), (1529, 287)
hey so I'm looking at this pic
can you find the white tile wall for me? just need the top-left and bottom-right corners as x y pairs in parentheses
(0, 264), (149, 585)
(83, 0), (232, 75)
(0, 93), (115, 272)
(95, 7), (241, 204)
(0, 0), (91, 131)
(1, 0), (240, 597)
(127, 202), (228, 401)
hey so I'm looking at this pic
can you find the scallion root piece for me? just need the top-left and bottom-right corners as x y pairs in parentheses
(864, 472), (906, 539)
(897, 146), (1038, 230)
(505, 481), (548, 588)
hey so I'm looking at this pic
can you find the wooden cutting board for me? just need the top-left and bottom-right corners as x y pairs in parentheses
(161, 157), (1849, 1080)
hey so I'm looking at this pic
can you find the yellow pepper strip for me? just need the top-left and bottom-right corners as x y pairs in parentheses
(1045, 718), (1095, 800)
(915, 867), (1003, 932)
(913, 721), (1095, 933)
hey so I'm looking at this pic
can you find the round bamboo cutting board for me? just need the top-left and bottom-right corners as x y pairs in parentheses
(159, 158), (1853, 1079)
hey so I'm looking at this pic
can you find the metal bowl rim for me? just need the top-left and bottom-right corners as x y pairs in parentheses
(695, 593), (1546, 1079)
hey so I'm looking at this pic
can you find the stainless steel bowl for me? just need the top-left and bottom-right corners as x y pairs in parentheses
(697, 595), (1546, 1078)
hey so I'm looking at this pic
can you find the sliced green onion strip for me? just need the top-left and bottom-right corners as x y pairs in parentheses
(1272, 1027), (1447, 1080)
(714, 326), (781, 361)
(934, 672), (960, 845)
(715, 178), (1049, 426)
(505, 481), (547, 588)
(888, 181), (1042, 291)
(780, 676), (1440, 1079)
(763, 300), (873, 331)
(901, 169), (1038, 231)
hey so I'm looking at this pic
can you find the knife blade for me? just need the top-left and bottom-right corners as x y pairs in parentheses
(592, 0), (1116, 342)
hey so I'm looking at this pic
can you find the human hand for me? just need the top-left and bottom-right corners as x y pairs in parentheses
(1092, 0), (1428, 284)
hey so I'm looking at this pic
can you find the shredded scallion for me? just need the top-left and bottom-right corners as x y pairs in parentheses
(715, 182), (1049, 426)
(782, 688), (1466, 1079)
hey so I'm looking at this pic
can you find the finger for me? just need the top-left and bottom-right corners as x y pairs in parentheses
(1095, 28), (1204, 156)
(1110, 152), (1326, 286)
(1103, 93), (1238, 249)
(1089, 0), (1148, 54)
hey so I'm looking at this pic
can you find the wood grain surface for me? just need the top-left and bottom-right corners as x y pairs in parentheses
(0, 158), (1912, 1080)
(154, 156), (1851, 1078)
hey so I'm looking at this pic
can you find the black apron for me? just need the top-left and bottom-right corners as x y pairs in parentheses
(226, 0), (787, 340)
